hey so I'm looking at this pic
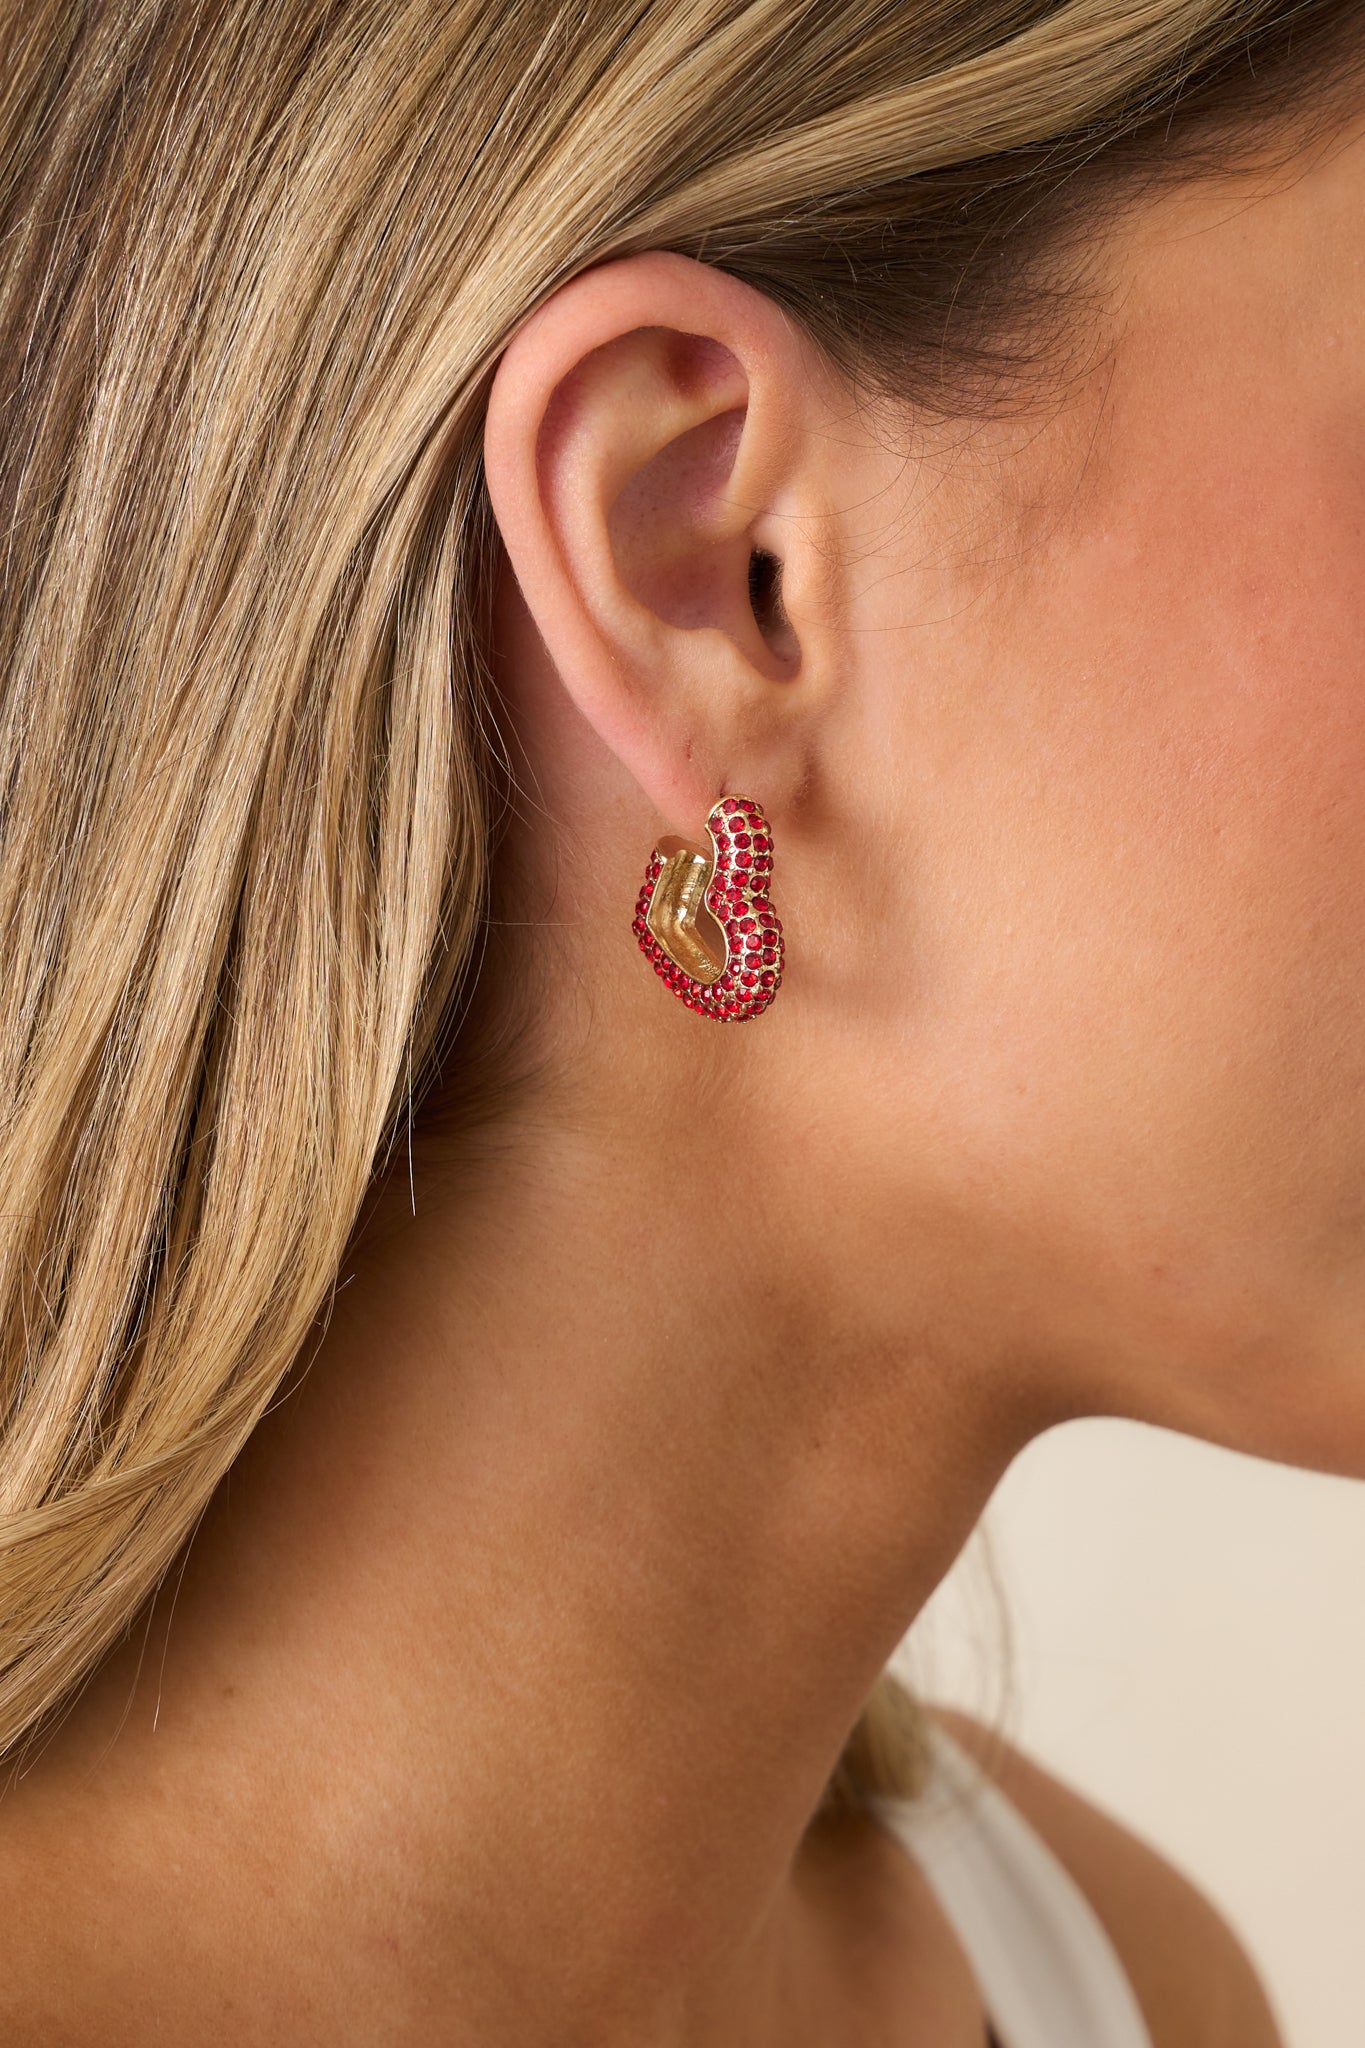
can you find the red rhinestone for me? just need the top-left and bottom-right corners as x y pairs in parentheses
(735, 852), (751, 870)
(760, 971), (775, 986)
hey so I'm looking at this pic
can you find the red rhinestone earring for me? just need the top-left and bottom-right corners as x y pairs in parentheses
(632, 794), (785, 1021)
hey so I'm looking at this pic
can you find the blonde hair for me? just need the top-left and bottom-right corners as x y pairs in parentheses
(1, 0), (1361, 1803)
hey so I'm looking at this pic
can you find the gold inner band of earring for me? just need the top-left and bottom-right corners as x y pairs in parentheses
(645, 838), (727, 983)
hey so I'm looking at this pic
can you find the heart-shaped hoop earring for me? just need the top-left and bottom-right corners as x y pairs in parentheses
(632, 794), (784, 1021)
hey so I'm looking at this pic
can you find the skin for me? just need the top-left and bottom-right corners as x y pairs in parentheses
(2, 101), (1363, 2048)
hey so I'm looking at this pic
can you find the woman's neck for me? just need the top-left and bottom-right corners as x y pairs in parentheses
(8, 1085), (1037, 2046)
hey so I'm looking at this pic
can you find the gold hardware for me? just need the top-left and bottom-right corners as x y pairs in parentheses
(644, 836), (728, 984)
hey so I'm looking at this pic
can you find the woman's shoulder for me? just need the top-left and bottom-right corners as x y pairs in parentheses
(926, 1706), (1284, 2048)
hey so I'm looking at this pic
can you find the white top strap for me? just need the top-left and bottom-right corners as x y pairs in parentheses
(866, 1723), (1154, 2048)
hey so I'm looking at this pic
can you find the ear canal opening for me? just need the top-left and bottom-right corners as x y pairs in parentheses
(747, 547), (784, 629)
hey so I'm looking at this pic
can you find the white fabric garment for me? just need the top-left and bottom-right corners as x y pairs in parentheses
(866, 1722), (1155, 2048)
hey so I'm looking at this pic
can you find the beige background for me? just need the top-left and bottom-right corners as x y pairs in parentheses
(893, 1418), (1365, 2048)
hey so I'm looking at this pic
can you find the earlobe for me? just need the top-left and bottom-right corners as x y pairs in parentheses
(481, 250), (832, 831)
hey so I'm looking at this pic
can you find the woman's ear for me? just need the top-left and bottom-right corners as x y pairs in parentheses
(481, 250), (846, 833)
